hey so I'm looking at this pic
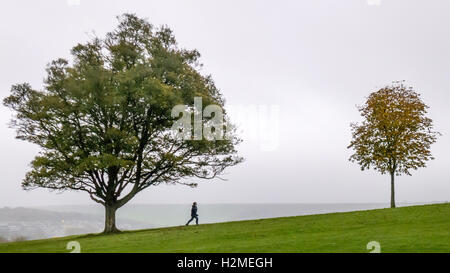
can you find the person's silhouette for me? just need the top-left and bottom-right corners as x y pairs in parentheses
(186, 202), (199, 225)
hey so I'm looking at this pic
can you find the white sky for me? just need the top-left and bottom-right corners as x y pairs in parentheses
(1, 0), (450, 207)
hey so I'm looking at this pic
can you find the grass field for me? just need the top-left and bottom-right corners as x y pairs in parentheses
(1, 203), (450, 253)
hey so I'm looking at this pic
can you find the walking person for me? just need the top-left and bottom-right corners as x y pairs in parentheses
(186, 202), (199, 226)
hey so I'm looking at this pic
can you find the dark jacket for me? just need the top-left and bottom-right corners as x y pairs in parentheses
(191, 205), (198, 217)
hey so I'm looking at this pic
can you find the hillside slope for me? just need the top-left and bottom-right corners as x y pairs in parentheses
(1, 203), (450, 253)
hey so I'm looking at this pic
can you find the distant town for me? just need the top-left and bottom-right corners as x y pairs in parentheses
(0, 207), (147, 241)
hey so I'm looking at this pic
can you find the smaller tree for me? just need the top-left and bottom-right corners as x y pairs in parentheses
(348, 82), (440, 208)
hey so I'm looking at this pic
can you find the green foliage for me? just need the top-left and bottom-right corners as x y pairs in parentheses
(3, 14), (243, 217)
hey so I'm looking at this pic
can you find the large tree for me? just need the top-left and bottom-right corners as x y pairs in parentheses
(348, 82), (439, 208)
(4, 14), (243, 233)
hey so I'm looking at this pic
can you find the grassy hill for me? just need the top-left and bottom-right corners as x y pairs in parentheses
(1, 203), (450, 253)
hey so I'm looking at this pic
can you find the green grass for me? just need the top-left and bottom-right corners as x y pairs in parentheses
(1, 203), (450, 253)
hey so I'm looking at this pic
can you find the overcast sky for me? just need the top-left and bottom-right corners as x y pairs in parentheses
(1, 0), (450, 207)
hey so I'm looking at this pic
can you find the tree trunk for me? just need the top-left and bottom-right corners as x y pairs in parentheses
(104, 205), (120, 233)
(390, 172), (396, 208)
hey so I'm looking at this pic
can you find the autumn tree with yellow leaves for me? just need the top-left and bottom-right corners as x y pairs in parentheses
(348, 82), (440, 208)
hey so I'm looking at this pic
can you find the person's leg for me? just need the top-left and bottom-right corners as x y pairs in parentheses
(186, 217), (194, 225)
(195, 216), (199, 225)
